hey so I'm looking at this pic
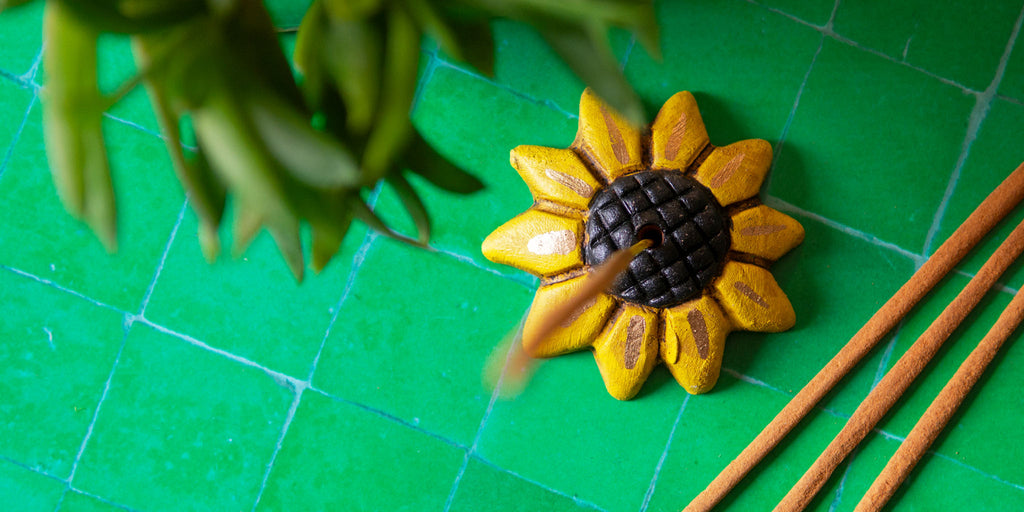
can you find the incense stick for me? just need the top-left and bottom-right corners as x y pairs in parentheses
(775, 218), (1024, 511)
(684, 162), (1024, 512)
(854, 288), (1024, 511)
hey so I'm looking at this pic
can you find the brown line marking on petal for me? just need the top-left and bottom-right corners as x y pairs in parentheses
(733, 281), (770, 308)
(739, 224), (787, 237)
(623, 315), (645, 369)
(687, 309), (711, 360)
(545, 168), (593, 198)
(561, 297), (597, 328)
(600, 104), (631, 165)
(664, 110), (688, 161)
(710, 153), (745, 188)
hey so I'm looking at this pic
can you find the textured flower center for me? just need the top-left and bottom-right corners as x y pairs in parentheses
(584, 170), (731, 308)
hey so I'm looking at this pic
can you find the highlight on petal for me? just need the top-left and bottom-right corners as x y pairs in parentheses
(650, 91), (710, 171)
(572, 88), (643, 181)
(730, 205), (805, 261)
(522, 276), (618, 358)
(481, 208), (584, 278)
(713, 261), (795, 332)
(662, 296), (732, 394)
(592, 305), (659, 400)
(510, 145), (603, 211)
(694, 139), (772, 206)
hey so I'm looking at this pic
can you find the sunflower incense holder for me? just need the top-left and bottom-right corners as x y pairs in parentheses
(482, 90), (804, 400)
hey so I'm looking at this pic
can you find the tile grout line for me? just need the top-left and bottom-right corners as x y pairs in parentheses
(249, 385), (306, 512)
(0, 93), (37, 178)
(920, 2), (1024, 257)
(441, 316), (525, 512)
(638, 395), (691, 512)
(0, 264), (127, 314)
(472, 455), (612, 512)
(138, 199), (187, 316)
(434, 58), (579, 120)
(433, 247), (538, 290)
(765, 30), (826, 193)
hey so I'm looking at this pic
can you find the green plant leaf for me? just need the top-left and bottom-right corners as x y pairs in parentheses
(350, 198), (430, 249)
(322, 0), (380, 21)
(321, 10), (382, 134)
(231, 200), (264, 257)
(447, 15), (494, 75)
(55, 0), (206, 33)
(267, 214), (305, 281)
(540, 21), (644, 124)
(402, 130), (484, 194)
(360, 4), (419, 183)
(0, 0), (36, 13)
(246, 91), (361, 188)
(386, 171), (430, 245)
(219, 0), (306, 110)
(405, 0), (461, 61)
(42, 1), (117, 251)
(293, 0), (327, 106)
(310, 195), (353, 273)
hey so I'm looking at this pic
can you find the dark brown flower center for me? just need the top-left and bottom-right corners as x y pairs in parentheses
(584, 170), (731, 308)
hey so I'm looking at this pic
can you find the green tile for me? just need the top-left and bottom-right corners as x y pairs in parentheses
(870, 273), (1023, 485)
(58, 491), (130, 512)
(393, 63), (576, 277)
(0, 78), (33, 166)
(256, 390), (465, 512)
(770, 38), (974, 252)
(756, 0), (836, 27)
(487, 20), (585, 116)
(723, 210), (917, 415)
(0, 104), (185, 312)
(624, 0), (821, 143)
(72, 323), (293, 512)
(644, 374), (849, 512)
(96, 34), (159, 133)
(313, 237), (534, 444)
(475, 354), (683, 512)
(144, 209), (368, 379)
(449, 458), (597, 512)
(0, 2), (42, 77)
(826, 431), (1024, 511)
(1000, 35), (1024, 101)
(0, 271), (125, 478)
(833, 0), (1022, 92)
(265, 0), (311, 28)
(930, 98), (1024, 289)
(0, 458), (65, 512)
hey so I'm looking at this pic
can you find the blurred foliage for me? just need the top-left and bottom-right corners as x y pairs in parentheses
(0, 0), (657, 279)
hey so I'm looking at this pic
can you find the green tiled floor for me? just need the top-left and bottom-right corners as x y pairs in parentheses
(3, 1), (1024, 511)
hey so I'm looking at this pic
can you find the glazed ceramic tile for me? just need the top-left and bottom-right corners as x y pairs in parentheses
(144, 209), (367, 379)
(255, 390), (464, 511)
(313, 237), (534, 444)
(0, 2), (42, 78)
(833, 0), (1022, 92)
(57, 492), (131, 512)
(0, 103), (184, 312)
(999, 39), (1024, 101)
(929, 98), (1024, 289)
(624, 0), (822, 143)
(448, 458), (599, 512)
(475, 352), (683, 512)
(0, 458), (64, 512)
(0, 78), (33, 166)
(770, 38), (974, 253)
(0, 270), (125, 478)
(71, 323), (293, 512)
(756, 0), (836, 26)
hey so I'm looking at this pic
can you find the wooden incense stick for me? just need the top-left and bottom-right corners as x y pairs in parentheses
(774, 218), (1024, 511)
(685, 162), (1024, 512)
(486, 239), (652, 395)
(854, 288), (1024, 511)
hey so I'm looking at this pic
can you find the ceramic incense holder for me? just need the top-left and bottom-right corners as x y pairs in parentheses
(483, 89), (804, 400)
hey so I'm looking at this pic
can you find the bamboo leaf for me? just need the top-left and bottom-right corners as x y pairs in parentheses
(310, 201), (353, 273)
(246, 91), (361, 188)
(198, 220), (220, 263)
(402, 131), (484, 194)
(294, 0), (327, 107)
(43, 1), (117, 250)
(321, 12), (382, 134)
(386, 172), (430, 245)
(361, 5), (419, 183)
(231, 201), (264, 257)
(539, 22), (644, 124)
(350, 199), (430, 249)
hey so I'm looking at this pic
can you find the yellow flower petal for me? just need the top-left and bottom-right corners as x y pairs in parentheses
(572, 88), (643, 181)
(730, 205), (805, 261)
(522, 276), (617, 358)
(592, 305), (659, 400)
(510, 145), (603, 211)
(650, 91), (710, 171)
(662, 296), (732, 394)
(694, 139), (772, 206)
(481, 208), (584, 278)
(713, 261), (795, 332)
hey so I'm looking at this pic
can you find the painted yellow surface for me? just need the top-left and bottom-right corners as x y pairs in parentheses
(483, 89), (803, 399)
(592, 305), (659, 400)
(510, 145), (602, 212)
